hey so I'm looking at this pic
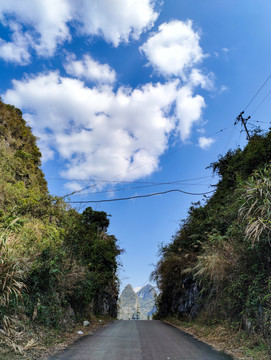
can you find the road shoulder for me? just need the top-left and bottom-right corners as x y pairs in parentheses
(0, 317), (113, 360)
(163, 317), (270, 360)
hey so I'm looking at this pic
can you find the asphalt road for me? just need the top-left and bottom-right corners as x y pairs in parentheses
(49, 320), (233, 360)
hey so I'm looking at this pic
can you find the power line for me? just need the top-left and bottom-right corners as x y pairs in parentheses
(204, 126), (233, 139)
(222, 124), (236, 153)
(48, 176), (212, 184)
(250, 88), (271, 116)
(62, 176), (213, 198)
(214, 127), (230, 135)
(65, 189), (215, 204)
(250, 120), (271, 124)
(247, 122), (258, 128)
(61, 140), (213, 198)
(243, 73), (271, 111)
(71, 181), (212, 197)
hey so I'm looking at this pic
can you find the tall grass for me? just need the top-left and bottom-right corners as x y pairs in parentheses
(0, 219), (28, 353)
(239, 166), (271, 246)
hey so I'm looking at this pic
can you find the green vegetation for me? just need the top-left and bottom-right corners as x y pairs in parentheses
(153, 130), (271, 350)
(0, 100), (121, 354)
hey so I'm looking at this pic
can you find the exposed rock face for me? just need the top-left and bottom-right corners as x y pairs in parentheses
(93, 288), (119, 318)
(117, 284), (156, 320)
(137, 284), (156, 319)
(158, 275), (201, 319)
(177, 276), (201, 318)
(118, 284), (139, 320)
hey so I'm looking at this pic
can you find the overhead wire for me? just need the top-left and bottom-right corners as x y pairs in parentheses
(49, 74), (271, 203)
(53, 123), (229, 200)
(222, 124), (236, 154)
(214, 127), (229, 135)
(62, 176), (213, 198)
(71, 180), (212, 197)
(67, 144), (195, 198)
(49, 176), (212, 184)
(249, 120), (271, 124)
(247, 122), (258, 128)
(65, 189), (215, 204)
(211, 125), (232, 136)
(243, 73), (271, 111)
(58, 118), (237, 200)
(50, 121), (231, 202)
(250, 88), (271, 116)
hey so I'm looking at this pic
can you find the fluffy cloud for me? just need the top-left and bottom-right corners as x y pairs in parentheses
(3, 71), (207, 181)
(3, 72), (178, 181)
(0, 0), (158, 63)
(0, 0), (71, 57)
(70, 0), (158, 46)
(189, 69), (213, 90)
(0, 24), (30, 64)
(140, 20), (205, 78)
(64, 54), (116, 84)
(175, 86), (205, 141)
(198, 136), (215, 149)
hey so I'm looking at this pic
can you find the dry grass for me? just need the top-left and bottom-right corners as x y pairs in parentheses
(0, 223), (30, 354)
(0, 316), (114, 360)
(56, 260), (86, 296)
(239, 166), (271, 246)
(164, 317), (271, 360)
(187, 238), (240, 288)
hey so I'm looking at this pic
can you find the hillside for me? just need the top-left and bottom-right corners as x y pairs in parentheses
(153, 130), (271, 343)
(0, 101), (121, 355)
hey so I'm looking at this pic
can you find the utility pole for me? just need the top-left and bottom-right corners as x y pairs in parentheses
(235, 111), (251, 140)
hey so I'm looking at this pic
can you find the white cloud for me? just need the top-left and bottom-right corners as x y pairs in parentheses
(64, 54), (116, 84)
(140, 20), (205, 78)
(219, 85), (228, 93)
(198, 136), (215, 149)
(2, 69), (209, 181)
(64, 181), (85, 193)
(0, 29), (30, 64)
(0, 0), (71, 57)
(0, 0), (158, 63)
(175, 86), (205, 141)
(189, 69), (214, 90)
(133, 286), (142, 293)
(138, 20), (209, 141)
(71, 0), (159, 47)
(3, 72), (179, 181)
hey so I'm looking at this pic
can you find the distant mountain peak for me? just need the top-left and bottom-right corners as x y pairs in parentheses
(123, 284), (134, 292)
(118, 283), (156, 320)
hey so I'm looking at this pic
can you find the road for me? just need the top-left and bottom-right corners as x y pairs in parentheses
(49, 320), (233, 360)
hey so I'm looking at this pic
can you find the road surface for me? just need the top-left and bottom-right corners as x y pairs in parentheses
(49, 320), (233, 360)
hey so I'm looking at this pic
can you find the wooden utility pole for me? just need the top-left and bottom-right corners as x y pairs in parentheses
(235, 111), (251, 140)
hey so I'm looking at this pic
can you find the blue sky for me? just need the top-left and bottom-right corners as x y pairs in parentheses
(1, 0), (271, 292)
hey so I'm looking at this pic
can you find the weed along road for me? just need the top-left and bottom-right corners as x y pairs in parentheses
(49, 320), (233, 360)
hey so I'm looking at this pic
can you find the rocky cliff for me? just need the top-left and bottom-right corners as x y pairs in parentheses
(137, 284), (157, 319)
(118, 284), (156, 320)
(118, 284), (139, 320)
